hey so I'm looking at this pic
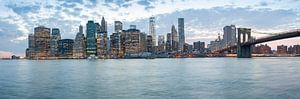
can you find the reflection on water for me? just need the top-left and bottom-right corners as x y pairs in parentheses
(0, 57), (300, 98)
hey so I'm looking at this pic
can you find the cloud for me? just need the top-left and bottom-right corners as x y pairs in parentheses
(5, 4), (40, 15)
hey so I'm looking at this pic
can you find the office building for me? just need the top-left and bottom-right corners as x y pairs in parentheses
(73, 25), (86, 58)
(86, 20), (97, 56)
(58, 39), (74, 58)
(166, 33), (172, 52)
(114, 21), (123, 33)
(50, 28), (61, 57)
(178, 18), (185, 51)
(253, 44), (272, 54)
(171, 25), (179, 51)
(223, 25), (236, 46)
(146, 35), (153, 52)
(157, 35), (165, 53)
(277, 45), (288, 54)
(193, 41), (205, 53)
(110, 32), (121, 58)
(149, 17), (156, 46)
(33, 26), (51, 58)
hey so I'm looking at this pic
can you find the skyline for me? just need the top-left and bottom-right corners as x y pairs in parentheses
(1, 0), (300, 58)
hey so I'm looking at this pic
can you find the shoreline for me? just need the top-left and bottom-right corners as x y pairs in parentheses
(1, 54), (300, 60)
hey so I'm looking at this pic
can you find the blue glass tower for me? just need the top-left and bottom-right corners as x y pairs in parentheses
(86, 20), (97, 56)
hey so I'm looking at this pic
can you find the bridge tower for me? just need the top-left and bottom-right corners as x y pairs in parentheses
(237, 28), (252, 58)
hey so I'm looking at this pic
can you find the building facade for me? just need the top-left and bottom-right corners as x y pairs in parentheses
(121, 29), (145, 54)
(26, 34), (35, 59)
(58, 39), (74, 58)
(33, 26), (51, 59)
(277, 45), (288, 54)
(146, 35), (153, 52)
(50, 28), (61, 57)
(223, 25), (236, 46)
(115, 21), (123, 33)
(178, 18), (185, 51)
(149, 17), (156, 46)
(73, 25), (86, 58)
(166, 33), (172, 52)
(110, 32), (121, 58)
(171, 25), (179, 51)
(86, 20), (97, 56)
(157, 35), (165, 53)
(253, 44), (272, 54)
(193, 41), (205, 53)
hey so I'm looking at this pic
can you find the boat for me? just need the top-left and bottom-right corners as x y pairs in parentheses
(87, 55), (98, 60)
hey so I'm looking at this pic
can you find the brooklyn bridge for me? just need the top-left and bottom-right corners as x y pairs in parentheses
(212, 28), (300, 58)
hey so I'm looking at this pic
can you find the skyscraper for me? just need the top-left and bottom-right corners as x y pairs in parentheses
(50, 28), (61, 57)
(73, 25), (86, 58)
(130, 25), (136, 29)
(58, 39), (74, 58)
(157, 35), (165, 53)
(33, 26), (51, 59)
(121, 28), (144, 54)
(166, 33), (172, 52)
(86, 20), (97, 56)
(26, 34), (35, 59)
(101, 17), (107, 33)
(193, 41), (205, 53)
(171, 25), (179, 51)
(178, 18), (185, 51)
(114, 21), (123, 33)
(146, 35), (153, 52)
(149, 17), (156, 46)
(110, 32), (121, 58)
(223, 25), (236, 46)
(96, 17), (109, 58)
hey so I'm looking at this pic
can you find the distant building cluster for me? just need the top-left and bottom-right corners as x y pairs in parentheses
(25, 17), (300, 59)
(206, 24), (300, 56)
(252, 44), (300, 55)
(253, 44), (272, 54)
(25, 17), (205, 59)
(277, 44), (300, 54)
(207, 25), (238, 52)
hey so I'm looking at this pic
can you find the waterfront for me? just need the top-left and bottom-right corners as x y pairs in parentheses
(0, 57), (300, 99)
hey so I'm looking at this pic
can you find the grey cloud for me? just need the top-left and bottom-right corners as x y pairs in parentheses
(60, 2), (77, 8)
(5, 4), (40, 15)
(58, 0), (83, 4)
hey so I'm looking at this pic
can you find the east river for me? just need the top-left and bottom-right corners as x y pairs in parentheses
(0, 57), (300, 99)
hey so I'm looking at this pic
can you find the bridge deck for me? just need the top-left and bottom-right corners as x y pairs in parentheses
(213, 30), (300, 53)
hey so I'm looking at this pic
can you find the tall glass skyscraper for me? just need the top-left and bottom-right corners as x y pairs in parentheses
(171, 25), (178, 51)
(149, 17), (156, 46)
(178, 18), (185, 51)
(166, 33), (172, 52)
(86, 20), (97, 56)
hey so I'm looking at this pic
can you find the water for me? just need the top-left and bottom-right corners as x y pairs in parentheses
(0, 57), (300, 99)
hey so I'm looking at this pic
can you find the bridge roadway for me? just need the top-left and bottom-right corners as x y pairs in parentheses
(213, 29), (300, 54)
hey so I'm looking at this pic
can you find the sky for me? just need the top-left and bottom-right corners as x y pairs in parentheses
(0, 0), (300, 58)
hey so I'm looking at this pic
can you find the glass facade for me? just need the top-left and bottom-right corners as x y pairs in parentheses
(86, 21), (97, 56)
